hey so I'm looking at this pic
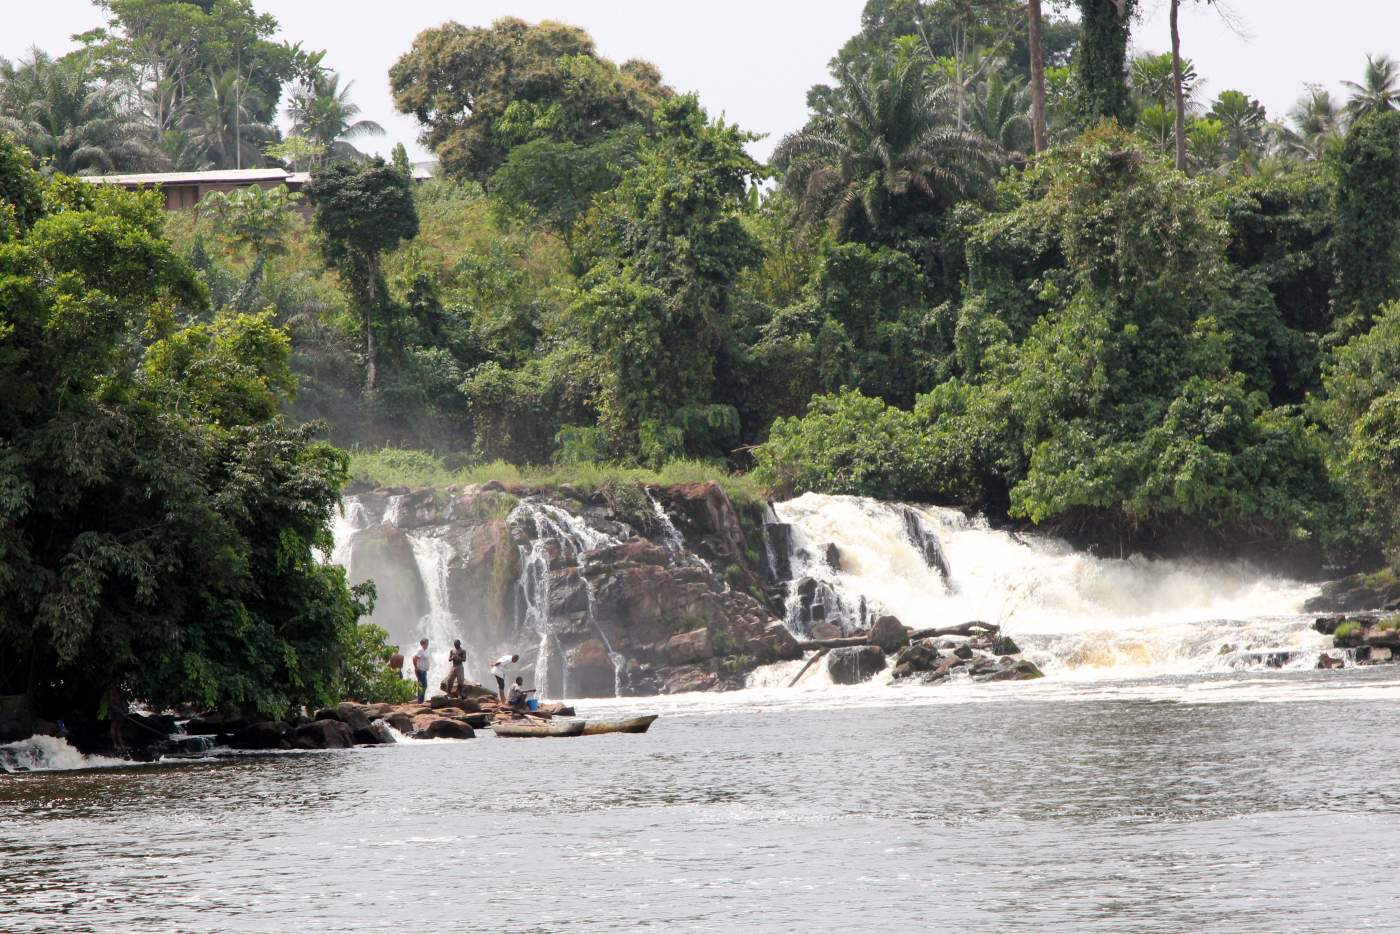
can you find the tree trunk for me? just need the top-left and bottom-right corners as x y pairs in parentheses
(1028, 0), (1048, 153)
(363, 261), (378, 396)
(1170, 0), (1188, 171)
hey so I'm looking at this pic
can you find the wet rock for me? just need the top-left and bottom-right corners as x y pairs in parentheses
(900, 506), (951, 581)
(665, 627), (714, 666)
(953, 644), (974, 660)
(385, 711), (416, 734)
(166, 735), (216, 756)
(820, 543), (842, 571)
(827, 646), (886, 685)
(185, 712), (250, 736)
(335, 702), (375, 733)
(868, 615), (908, 653)
(0, 695), (58, 744)
(660, 665), (720, 694)
(1304, 571), (1400, 613)
(537, 703), (575, 717)
(355, 720), (397, 745)
(892, 639), (942, 679)
(226, 721), (290, 750)
(990, 636), (1021, 656)
(429, 695), (481, 713)
(567, 639), (618, 699)
(810, 621), (842, 640)
(763, 523), (794, 582)
(973, 658), (1045, 682)
(414, 719), (475, 740)
(289, 719), (354, 750)
(1317, 653), (1345, 669)
(751, 622), (802, 662)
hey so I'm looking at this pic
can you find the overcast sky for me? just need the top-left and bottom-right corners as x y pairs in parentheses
(4, 0), (1396, 163)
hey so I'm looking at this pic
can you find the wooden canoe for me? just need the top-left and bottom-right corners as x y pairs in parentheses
(491, 719), (585, 738)
(581, 715), (658, 736)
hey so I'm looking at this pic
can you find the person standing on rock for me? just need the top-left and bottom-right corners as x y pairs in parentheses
(491, 653), (519, 703)
(412, 639), (430, 703)
(445, 640), (467, 696)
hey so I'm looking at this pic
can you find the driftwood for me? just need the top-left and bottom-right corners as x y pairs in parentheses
(795, 621), (999, 652)
(787, 647), (831, 687)
(908, 621), (999, 640)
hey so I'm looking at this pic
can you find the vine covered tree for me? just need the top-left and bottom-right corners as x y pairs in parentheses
(302, 158), (419, 395)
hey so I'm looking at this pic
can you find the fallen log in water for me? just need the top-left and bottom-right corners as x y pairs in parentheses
(908, 621), (999, 640)
(788, 647), (831, 687)
(795, 620), (999, 652)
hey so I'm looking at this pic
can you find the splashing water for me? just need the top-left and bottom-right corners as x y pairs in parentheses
(0, 735), (128, 773)
(773, 493), (1319, 678)
(508, 499), (625, 698)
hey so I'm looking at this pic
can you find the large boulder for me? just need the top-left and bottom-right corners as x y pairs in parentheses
(827, 646), (886, 684)
(660, 665), (720, 694)
(567, 639), (619, 698)
(664, 627), (714, 666)
(868, 615), (908, 653)
(335, 702), (375, 733)
(893, 639), (942, 679)
(429, 695), (481, 713)
(289, 719), (354, 750)
(0, 695), (58, 744)
(1304, 571), (1400, 613)
(414, 719), (475, 740)
(225, 721), (291, 750)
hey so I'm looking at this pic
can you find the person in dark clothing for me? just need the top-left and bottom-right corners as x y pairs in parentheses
(445, 640), (467, 696)
(507, 676), (535, 714)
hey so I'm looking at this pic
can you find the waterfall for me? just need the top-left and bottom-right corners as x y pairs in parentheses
(508, 499), (625, 698)
(772, 493), (1317, 677)
(647, 491), (718, 581)
(404, 530), (478, 676)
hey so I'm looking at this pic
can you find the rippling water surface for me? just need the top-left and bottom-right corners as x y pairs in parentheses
(6, 666), (1400, 932)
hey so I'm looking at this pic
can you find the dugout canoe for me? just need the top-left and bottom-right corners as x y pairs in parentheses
(580, 715), (658, 736)
(491, 719), (585, 738)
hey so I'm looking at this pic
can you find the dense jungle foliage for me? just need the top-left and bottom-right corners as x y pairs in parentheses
(6, 0), (1400, 719)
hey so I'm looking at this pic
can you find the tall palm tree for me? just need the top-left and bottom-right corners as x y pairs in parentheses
(773, 42), (1001, 241)
(0, 49), (151, 174)
(969, 69), (1032, 157)
(1344, 54), (1400, 118)
(1027, 0), (1047, 153)
(1130, 52), (1195, 112)
(182, 70), (274, 169)
(1276, 87), (1346, 162)
(285, 71), (383, 165)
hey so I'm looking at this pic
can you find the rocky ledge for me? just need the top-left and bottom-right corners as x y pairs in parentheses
(788, 617), (1045, 686)
(1303, 569), (1400, 614)
(1314, 613), (1400, 668)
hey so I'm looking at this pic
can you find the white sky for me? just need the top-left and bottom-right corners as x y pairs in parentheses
(4, 0), (1397, 162)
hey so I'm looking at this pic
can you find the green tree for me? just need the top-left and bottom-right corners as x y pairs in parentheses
(0, 139), (367, 729)
(0, 49), (150, 174)
(573, 95), (762, 461)
(774, 40), (1000, 244)
(1344, 54), (1400, 118)
(200, 183), (300, 306)
(303, 158), (420, 395)
(1207, 89), (1267, 163)
(1329, 109), (1400, 336)
(389, 17), (669, 181)
(285, 70), (383, 166)
(1073, 0), (1137, 126)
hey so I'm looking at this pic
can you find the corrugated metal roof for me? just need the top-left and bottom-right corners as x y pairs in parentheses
(87, 168), (294, 186)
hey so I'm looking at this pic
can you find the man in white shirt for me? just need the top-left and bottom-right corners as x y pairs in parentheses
(490, 653), (519, 703)
(412, 639), (430, 703)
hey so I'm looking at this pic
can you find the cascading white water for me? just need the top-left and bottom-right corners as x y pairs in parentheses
(0, 735), (127, 772)
(773, 493), (1320, 678)
(647, 491), (716, 581)
(404, 530), (479, 677)
(508, 499), (625, 698)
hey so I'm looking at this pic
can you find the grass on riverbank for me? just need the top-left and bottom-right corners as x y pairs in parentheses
(346, 447), (766, 505)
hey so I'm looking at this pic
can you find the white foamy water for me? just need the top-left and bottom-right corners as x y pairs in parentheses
(0, 735), (129, 772)
(774, 493), (1320, 679)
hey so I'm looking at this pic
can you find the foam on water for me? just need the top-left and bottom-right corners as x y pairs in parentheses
(0, 735), (128, 772)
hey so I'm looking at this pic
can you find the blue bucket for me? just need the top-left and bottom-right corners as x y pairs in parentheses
(526, 697), (539, 712)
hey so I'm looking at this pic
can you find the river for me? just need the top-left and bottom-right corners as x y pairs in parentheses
(5, 664), (1400, 932)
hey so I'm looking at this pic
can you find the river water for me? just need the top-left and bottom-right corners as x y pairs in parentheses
(5, 664), (1400, 933)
